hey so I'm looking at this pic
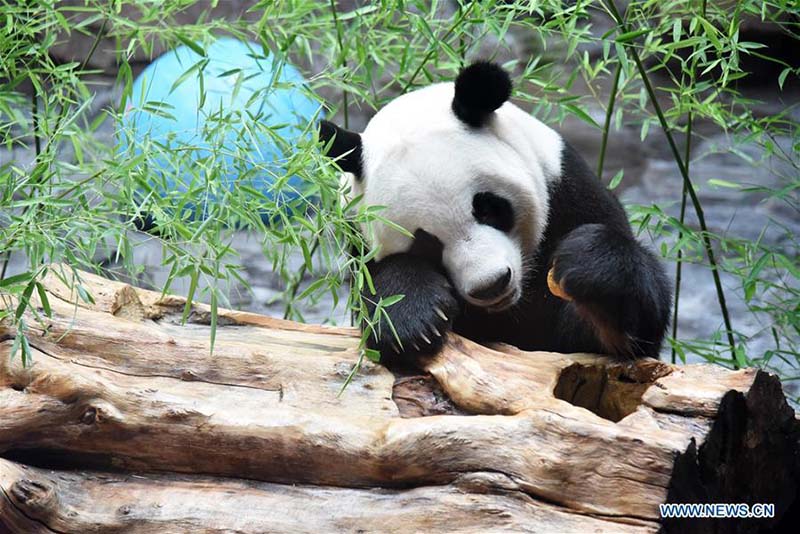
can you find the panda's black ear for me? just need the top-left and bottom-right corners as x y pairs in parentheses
(451, 61), (512, 127)
(319, 119), (363, 178)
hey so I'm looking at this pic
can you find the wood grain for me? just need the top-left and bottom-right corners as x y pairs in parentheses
(0, 266), (796, 533)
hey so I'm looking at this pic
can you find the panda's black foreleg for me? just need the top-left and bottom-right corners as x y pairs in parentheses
(360, 253), (460, 362)
(549, 223), (671, 359)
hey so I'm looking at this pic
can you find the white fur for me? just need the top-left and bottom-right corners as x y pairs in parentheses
(345, 82), (564, 307)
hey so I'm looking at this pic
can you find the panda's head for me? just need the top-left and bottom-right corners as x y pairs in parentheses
(320, 62), (563, 311)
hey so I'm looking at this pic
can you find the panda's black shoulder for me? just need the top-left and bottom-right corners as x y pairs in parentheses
(559, 140), (596, 185)
(542, 138), (632, 247)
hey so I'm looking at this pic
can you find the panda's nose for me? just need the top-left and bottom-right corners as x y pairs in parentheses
(469, 268), (512, 301)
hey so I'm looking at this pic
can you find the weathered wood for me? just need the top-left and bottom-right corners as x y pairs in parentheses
(0, 266), (797, 533)
(0, 459), (655, 534)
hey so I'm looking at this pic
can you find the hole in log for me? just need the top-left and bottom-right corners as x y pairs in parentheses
(554, 361), (672, 422)
(392, 371), (467, 417)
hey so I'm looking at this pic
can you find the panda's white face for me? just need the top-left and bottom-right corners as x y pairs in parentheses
(337, 79), (564, 310)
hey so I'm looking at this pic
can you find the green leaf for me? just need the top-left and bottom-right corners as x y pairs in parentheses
(376, 217), (414, 238)
(176, 34), (206, 57)
(0, 271), (31, 288)
(20, 333), (31, 366)
(608, 169), (624, 190)
(379, 306), (403, 347)
(672, 19), (681, 43)
(298, 277), (329, 300)
(778, 67), (791, 89)
(380, 294), (405, 307)
(182, 269), (200, 325)
(337, 5), (378, 20)
(9, 331), (23, 363)
(35, 282), (52, 317)
(616, 28), (651, 43)
(15, 280), (36, 320)
(300, 239), (313, 271)
(76, 284), (95, 305)
(563, 104), (600, 129)
(744, 280), (756, 302)
(209, 291), (218, 356)
(337, 353), (364, 396)
(698, 18), (721, 50)
(364, 348), (381, 362)
(169, 60), (206, 94)
(640, 119), (650, 141)
(734, 345), (748, 368)
(707, 179), (741, 189)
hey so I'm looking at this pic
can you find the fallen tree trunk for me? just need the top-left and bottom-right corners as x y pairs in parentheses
(0, 266), (797, 533)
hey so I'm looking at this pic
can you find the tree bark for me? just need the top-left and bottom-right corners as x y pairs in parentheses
(0, 266), (797, 533)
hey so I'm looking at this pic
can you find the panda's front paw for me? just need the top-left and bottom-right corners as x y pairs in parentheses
(368, 287), (458, 361)
(362, 254), (460, 363)
(550, 223), (670, 358)
(550, 224), (632, 304)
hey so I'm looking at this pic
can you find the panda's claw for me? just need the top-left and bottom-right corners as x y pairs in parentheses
(361, 253), (460, 362)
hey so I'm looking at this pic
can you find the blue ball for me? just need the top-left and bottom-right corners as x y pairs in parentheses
(121, 37), (323, 219)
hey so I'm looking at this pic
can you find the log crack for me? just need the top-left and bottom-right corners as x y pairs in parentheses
(29, 342), (282, 395)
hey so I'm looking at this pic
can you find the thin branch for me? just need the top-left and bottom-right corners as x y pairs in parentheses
(671, 117), (690, 364)
(283, 238), (320, 320)
(281, 0), (348, 320)
(603, 0), (737, 363)
(1, 16), (109, 282)
(672, 0), (708, 364)
(597, 61), (622, 179)
(403, 2), (476, 92)
(31, 84), (41, 156)
(328, 0), (349, 129)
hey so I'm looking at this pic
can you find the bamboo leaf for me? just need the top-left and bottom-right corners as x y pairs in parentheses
(608, 169), (624, 190)
(182, 269), (200, 325)
(0, 271), (31, 288)
(209, 291), (218, 356)
(35, 281), (52, 317)
(176, 34), (206, 57)
(616, 28), (651, 43)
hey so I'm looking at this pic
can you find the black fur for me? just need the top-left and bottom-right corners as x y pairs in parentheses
(320, 62), (671, 363)
(452, 61), (512, 127)
(318, 120), (363, 178)
(454, 141), (670, 359)
(549, 223), (671, 357)
(361, 230), (459, 362)
(366, 141), (671, 361)
(473, 192), (515, 233)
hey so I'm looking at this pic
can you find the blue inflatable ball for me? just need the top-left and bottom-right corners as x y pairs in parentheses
(120, 37), (323, 220)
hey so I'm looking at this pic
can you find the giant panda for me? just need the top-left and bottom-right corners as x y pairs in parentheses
(319, 61), (671, 361)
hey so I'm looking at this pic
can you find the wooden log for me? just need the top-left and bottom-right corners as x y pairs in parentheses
(0, 459), (654, 533)
(0, 266), (797, 533)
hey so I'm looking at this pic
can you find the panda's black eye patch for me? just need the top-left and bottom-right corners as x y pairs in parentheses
(472, 192), (514, 232)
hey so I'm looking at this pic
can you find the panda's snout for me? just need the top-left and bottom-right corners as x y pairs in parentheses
(468, 267), (512, 302)
(444, 229), (521, 311)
